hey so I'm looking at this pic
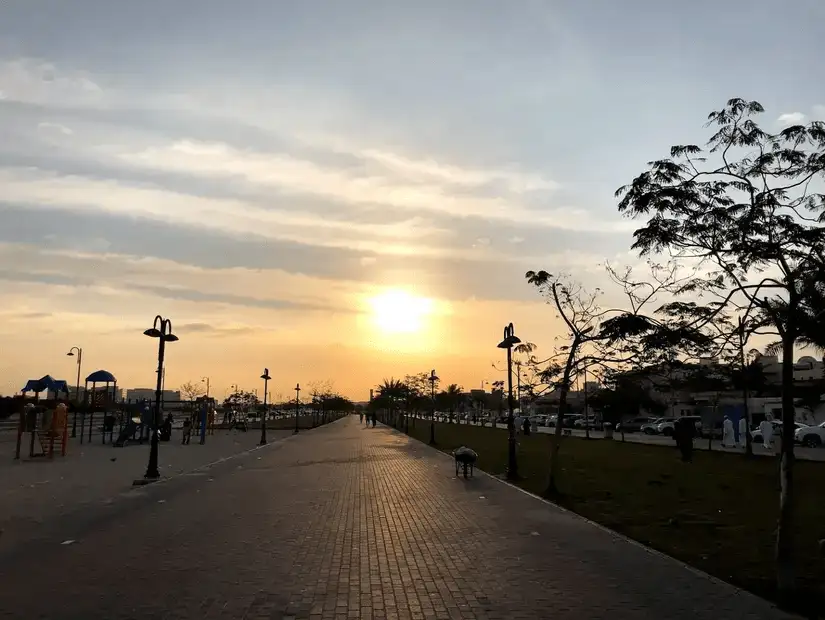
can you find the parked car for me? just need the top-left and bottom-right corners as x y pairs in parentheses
(658, 416), (701, 437)
(548, 414), (583, 428)
(751, 420), (808, 444)
(531, 414), (550, 427)
(641, 417), (673, 434)
(616, 417), (654, 433)
(795, 422), (825, 447)
(573, 416), (600, 429)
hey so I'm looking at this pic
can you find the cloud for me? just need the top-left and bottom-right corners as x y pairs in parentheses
(117, 139), (627, 232)
(174, 322), (258, 337)
(777, 112), (806, 126)
(37, 121), (73, 135)
(0, 58), (104, 107)
(812, 104), (825, 120)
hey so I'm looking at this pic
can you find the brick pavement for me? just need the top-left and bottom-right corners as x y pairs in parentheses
(0, 416), (795, 619)
(0, 426), (293, 547)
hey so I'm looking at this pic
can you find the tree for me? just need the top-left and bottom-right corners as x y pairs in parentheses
(180, 381), (204, 403)
(525, 263), (703, 496)
(222, 391), (259, 411)
(435, 384), (465, 422)
(376, 378), (407, 428)
(615, 97), (825, 598)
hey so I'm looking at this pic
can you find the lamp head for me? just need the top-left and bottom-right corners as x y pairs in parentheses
(164, 333), (179, 342)
(144, 328), (162, 338)
(66, 351), (74, 357)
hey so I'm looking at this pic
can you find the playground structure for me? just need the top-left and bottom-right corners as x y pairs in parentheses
(80, 370), (118, 444)
(15, 376), (70, 460)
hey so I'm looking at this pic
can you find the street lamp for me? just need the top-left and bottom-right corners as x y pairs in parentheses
(200, 376), (210, 445)
(140, 315), (178, 482)
(259, 369), (271, 445)
(66, 347), (83, 437)
(497, 322), (521, 480)
(428, 369), (439, 445)
(294, 383), (301, 434)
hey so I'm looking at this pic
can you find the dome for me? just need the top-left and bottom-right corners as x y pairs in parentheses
(85, 369), (117, 383)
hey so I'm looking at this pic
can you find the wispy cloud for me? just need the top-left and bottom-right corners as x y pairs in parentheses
(777, 111), (806, 126)
(0, 58), (104, 107)
(37, 121), (73, 135)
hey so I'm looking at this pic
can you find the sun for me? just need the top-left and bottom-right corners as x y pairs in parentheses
(368, 289), (434, 334)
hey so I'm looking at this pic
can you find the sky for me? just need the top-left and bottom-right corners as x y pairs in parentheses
(1, 0), (823, 400)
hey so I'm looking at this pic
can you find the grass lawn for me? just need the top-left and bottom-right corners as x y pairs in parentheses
(404, 418), (825, 611)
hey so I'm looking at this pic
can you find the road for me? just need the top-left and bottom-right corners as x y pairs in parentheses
(410, 415), (825, 462)
(0, 416), (794, 619)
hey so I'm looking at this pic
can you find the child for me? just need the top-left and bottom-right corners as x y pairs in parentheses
(182, 415), (192, 445)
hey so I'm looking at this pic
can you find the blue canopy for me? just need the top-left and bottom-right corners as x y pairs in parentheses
(21, 375), (69, 394)
(85, 370), (117, 383)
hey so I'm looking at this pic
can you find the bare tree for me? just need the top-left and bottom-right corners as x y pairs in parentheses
(180, 381), (205, 404)
(525, 262), (706, 496)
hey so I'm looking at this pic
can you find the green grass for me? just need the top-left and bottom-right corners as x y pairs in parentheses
(404, 419), (825, 611)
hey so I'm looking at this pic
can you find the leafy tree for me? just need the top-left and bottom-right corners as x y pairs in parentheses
(376, 378), (407, 428)
(616, 97), (825, 597)
(222, 390), (259, 411)
(435, 384), (465, 422)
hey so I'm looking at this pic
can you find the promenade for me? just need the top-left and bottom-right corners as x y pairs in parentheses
(0, 416), (793, 619)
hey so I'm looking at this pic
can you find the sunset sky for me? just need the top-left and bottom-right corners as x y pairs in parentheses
(1, 1), (823, 400)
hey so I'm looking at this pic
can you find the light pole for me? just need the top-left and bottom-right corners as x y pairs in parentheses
(260, 369), (271, 445)
(497, 322), (521, 480)
(140, 315), (178, 482)
(294, 383), (301, 434)
(200, 376), (210, 445)
(66, 347), (82, 437)
(428, 369), (439, 445)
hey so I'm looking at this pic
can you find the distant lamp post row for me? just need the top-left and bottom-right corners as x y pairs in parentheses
(66, 346), (83, 437)
(142, 315), (178, 481)
(497, 322), (521, 480)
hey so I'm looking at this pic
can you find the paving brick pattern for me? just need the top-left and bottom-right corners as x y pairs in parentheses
(0, 417), (794, 619)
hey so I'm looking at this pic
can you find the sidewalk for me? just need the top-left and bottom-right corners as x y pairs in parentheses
(0, 416), (794, 619)
(0, 427), (292, 545)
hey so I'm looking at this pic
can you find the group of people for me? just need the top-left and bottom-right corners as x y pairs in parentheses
(359, 411), (377, 427)
(720, 416), (778, 450)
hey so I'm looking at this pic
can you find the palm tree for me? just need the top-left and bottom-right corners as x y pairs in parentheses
(377, 378), (407, 428)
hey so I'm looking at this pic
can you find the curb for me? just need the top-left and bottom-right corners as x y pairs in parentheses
(391, 425), (797, 618)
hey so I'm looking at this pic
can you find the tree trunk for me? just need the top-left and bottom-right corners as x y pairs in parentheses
(775, 332), (797, 600)
(546, 348), (576, 496)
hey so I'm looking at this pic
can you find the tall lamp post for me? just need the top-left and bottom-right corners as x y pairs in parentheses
(66, 346), (83, 437)
(497, 322), (521, 480)
(428, 369), (439, 445)
(294, 383), (301, 434)
(259, 369), (271, 445)
(200, 376), (210, 445)
(141, 315), (178, 482)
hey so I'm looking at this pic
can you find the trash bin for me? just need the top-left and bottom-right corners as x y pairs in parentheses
(603, 422), (614, 439)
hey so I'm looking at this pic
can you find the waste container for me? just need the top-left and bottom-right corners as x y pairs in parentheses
(603, 422), (614, 439)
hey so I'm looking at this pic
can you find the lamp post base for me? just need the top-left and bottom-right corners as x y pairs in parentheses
(132, 477), (160, 486)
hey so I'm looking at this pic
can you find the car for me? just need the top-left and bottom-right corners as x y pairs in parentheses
(616, 417), (654, 433)
(531, 414), (550, 427)
(573, 416), (600, 429)
(641, 417), (673, 434)
(795, 421), (825, 447)
(548, 414), (583, 428)
(751, 420), (808, 443)
(658, 416), (701, 437)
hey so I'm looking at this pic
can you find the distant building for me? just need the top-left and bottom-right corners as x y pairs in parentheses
(125, 388), (181, 404)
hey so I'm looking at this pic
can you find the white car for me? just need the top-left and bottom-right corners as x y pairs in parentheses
(795, 422), (825, 448)
(751, 420), (807, 444)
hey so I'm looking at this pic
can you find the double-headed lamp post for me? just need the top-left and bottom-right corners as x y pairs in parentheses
(259, 369), (271, 445)
(497, 322), (521, 480)
(428, 369), (439, 445)
(66, 346), (83, 437)
(142, 315), (178, 481)
(294, 383), (301, 434)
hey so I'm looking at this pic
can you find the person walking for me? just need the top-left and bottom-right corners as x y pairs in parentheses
(722, 415), (735, 447)
(359, 411), (364, 424)
(738, 416), (748, 448)
(182, 415), (192, 445)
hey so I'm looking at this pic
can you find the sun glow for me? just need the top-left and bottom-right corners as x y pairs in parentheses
(368, 289), (434, 334)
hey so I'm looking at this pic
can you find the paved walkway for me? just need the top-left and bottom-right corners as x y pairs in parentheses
(0, 416), (793, 619)
(0, 427), (293, 547)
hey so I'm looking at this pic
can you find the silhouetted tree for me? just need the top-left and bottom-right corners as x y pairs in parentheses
(616, 97), (825, 598)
